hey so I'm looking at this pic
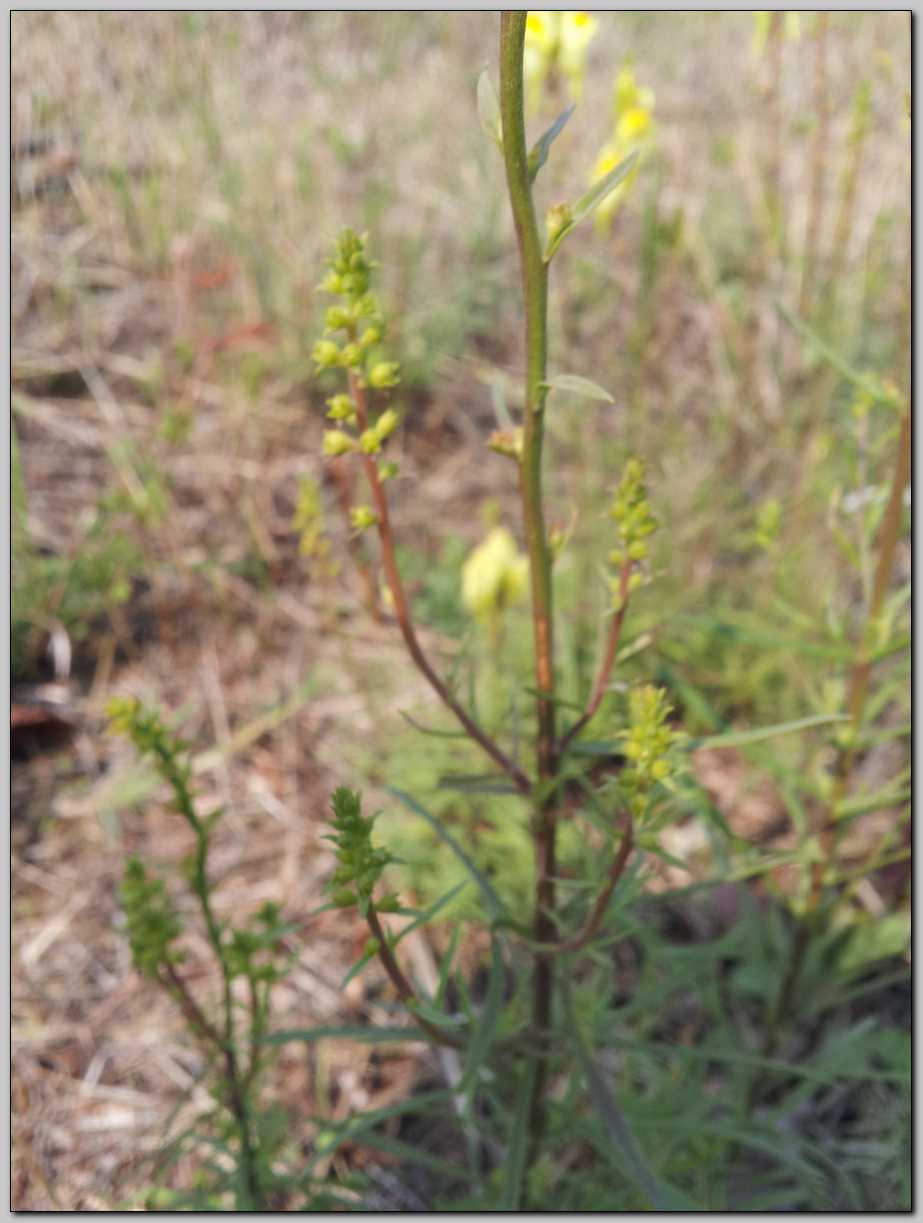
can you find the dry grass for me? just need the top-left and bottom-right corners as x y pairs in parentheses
(11, 12), (910, 1209)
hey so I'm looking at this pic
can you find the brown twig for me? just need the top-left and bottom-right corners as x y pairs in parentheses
(160, 961), (263, 1206)
(559, 561), (633, 755)
(555, 811), (634, 955)
(809, 405), (911, 905)
(364, 904), (464, 1049)
(346, 369), (532, 796)
(326, 453), (382, 619)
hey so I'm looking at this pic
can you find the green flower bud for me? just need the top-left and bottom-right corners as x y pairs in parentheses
(340, 342), (362, 368)
(379, 461), (399, 481)
(368, 361), (400, 389)
(312, 339), (341, 370)
(318, 271), (343, 295)
(350, 505), (378, 531)
(359, 429), (381, 454)
(326, 393), (356, 422)
(331, 888), (356, 908)
(322, 430), (356, 457)
(546, 202), (573, 245)
(324, 305), (351, 332)
(374, 408), (400, 443)
(628, 540), (647, 561)
(488, 428), (524, 461)
(359, 325), (381, 350)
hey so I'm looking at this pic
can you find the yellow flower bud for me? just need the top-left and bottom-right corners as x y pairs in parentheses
(322, 430), (355, 457)
(369, 361), (400, 389)
(374, 408), (400, 443)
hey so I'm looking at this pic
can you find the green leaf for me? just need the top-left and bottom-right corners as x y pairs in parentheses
(544, 151), (639, 261)
(461, 937), (507, 1093)
(776, 300), (900, 403)
(835, 786), (911, 822)
(388, 787), (507, 920)
(262, 1025), (430, 1046)
(671, 613), (853, 660)
(338, 1129), (469, 1181)
(391, 880), (468, 948)
(437, 772), (519, 795)
(476, 69), (502, 148)
(398, 710), (470, 739)
(541, 373), (615, 403)
(684, 713), (849, 751)
(500, 1062), (535, 1210)
(527, 103), (576, 181)
(340, 947), (377, 989)
(563, 977), (700, 1210)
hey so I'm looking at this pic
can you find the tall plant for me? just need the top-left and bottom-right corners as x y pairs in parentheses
(308, 13), (681, 1205)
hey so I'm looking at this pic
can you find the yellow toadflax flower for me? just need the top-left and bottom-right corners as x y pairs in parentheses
(591, 65), (656, 232)
(462, 527), (529, 626)
(524, 10), (599, 113)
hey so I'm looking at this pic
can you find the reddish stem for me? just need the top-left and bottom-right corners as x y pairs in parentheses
(560, 561), (633, 754)
(346, 370), (531, 796)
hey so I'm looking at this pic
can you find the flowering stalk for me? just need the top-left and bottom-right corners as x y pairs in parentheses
(314, 234), (531, 796)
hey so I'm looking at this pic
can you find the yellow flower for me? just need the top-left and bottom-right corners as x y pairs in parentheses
(524, 10), (599, 112)
(591, 67), (656, 232)
(462, 527), (529, 624)
(559, 11), (599, 100)
(613, 67), (655, 121)
(616, 105), (653, 145)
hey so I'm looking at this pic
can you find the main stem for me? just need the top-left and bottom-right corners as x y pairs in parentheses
(499, 10), (558, 1171)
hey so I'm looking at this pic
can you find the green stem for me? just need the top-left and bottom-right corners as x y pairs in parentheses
(499, 10), (557, 1180)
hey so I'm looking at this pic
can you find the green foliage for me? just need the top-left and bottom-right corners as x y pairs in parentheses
(325, 787), (400, 916)
(17, 12), (907, 1212)
(107, 699), (320, 1211)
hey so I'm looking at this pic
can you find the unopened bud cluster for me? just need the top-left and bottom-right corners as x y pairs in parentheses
(619, 684), (676, 818)
(120, 857), (184, 978)
(608, 458), (657, 609)
(325, 788), (400, 918)
(314, 231), (402, 491)
(107, 698), (192, 791)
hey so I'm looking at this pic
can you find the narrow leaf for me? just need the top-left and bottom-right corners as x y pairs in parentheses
(263, 1025), (430, 1046)
(388, 787), (506, 920)
(391, 880), (469, 947)
(340, 948), (376, 989)
(542, 373), (615, 403)
(398, 710), (470, 739)
(777, 300), (899, 403)
(500, 1062), (535, 1210)
(477, 69), (502, 148)
(437, 772), (519, 795)
(461, 937), (507, 1093)
(562, 976), (699, 1211)
(528, 103), (576, 181)
(545, 151), (639, 260)
(684, 713), (849, 751)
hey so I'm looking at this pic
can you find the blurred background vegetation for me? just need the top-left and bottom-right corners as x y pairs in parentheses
(12, 11), (909, 1211)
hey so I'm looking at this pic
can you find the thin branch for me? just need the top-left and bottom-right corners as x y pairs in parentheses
(364, 905), (464, 1049)
(559, 561), (633, 754)
(346, 369), (532, 796)
(555, 811), (634, 954)
(810, 405), (911, 905)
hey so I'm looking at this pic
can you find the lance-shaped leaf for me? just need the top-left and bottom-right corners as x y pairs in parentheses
(544, 150), (639, 261)
(541, 372), (615, 403)
(528, 103), (576, 182)
(477, 69), (502, 149)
